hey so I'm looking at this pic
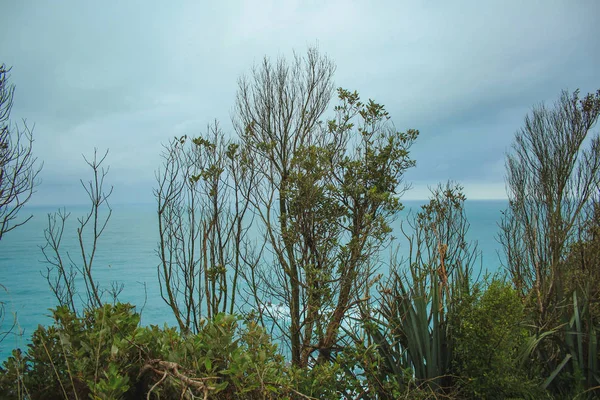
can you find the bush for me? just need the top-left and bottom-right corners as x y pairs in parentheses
(0, 304), (297, 399)
(450, 279), (542, 399)
(0, 303), (140, 399)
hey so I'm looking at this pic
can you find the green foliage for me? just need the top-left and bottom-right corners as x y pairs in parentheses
(378, 272), (449, 389)
(87, 363), (130, 400)
(0, 304), (298, 399)
(450, 279), (542, 399)
(539, 291), (600, 399)
(517, 203), (600, 398)
(237, 49), (418, 366)
(558, 204), (600, 398)
(134, 313), (291, 398)
(331, 341), (442, 400)
(288, 360), (347, 400)
(354, 184), (476, 397)
(280, 86), (419, 365)
(0, 304), (140, 399)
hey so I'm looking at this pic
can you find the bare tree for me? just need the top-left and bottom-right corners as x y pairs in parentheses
(155, 122), (257, 334)
(235, 48), (417, 366)
(499, 89), (600, 326)
(0, 64), (42, 240)
(43, 149), (116, 313)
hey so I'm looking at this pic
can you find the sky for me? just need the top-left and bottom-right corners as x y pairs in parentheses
(1, 1), (599, 205)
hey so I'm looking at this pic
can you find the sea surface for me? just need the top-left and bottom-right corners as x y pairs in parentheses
(0, 200), (507, 362)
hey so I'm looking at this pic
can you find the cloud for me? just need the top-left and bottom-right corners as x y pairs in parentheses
(1, 0), (598, 204)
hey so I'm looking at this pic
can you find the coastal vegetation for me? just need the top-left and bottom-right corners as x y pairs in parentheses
(0, 49), (599, 399)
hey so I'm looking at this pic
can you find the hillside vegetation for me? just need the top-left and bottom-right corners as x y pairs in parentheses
(1, 49), (599, 399)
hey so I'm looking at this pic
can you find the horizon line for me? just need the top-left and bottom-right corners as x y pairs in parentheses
(24, 198), (509, 209)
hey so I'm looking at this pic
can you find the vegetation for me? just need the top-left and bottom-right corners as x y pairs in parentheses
(450, 279), (541, 399)
(1, 50), (599, 399)
(500, 89), (600, 398)
(234, 51), (417, 367)
(42, 149), (117, 314)
(0, 304), (297, 399)
(0, 63), (41, 364)
(155, 122), (256, 332)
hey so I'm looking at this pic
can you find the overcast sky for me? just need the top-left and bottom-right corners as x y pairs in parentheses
(1, 1), (599, 205)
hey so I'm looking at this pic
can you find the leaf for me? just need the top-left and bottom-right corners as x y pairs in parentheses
(213, 381), (229, 392)
(110, 344), (119, 357)
(542, 354), (572, 390)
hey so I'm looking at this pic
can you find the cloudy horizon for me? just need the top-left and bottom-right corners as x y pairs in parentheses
(1, 1), (598, 205)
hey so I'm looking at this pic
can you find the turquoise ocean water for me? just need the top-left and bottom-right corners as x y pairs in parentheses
(0, 200), (507, 362)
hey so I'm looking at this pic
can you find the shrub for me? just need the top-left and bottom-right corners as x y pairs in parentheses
(450, 279), (542, 399)
(0, 304), (297, 399)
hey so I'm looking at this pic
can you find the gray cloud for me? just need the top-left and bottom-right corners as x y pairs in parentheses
(1, 0), (598, 204)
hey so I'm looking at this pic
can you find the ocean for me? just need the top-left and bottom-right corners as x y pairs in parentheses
(0, 200), (508, 362)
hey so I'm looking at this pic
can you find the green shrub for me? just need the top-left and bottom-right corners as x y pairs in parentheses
(333, 343), (439, 399)
(0, 303), (140, 399)
(450, 279), (542, 399)
(135, 314), (291, 399)
(0, 304), (297, 399)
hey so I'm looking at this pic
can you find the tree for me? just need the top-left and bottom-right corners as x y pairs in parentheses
(499, 89), (600, 395)
(235, 48), (418, 366)
(43, 149), (117, 314)
(155, 122), (257, 333)
(0, 64), (42, 240)
(499, 89), (600, 325)
(234, 48), (336, 366)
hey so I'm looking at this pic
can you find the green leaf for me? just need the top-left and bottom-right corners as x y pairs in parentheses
(110, 344), (119, 357)
(542, 354), (572, 390)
